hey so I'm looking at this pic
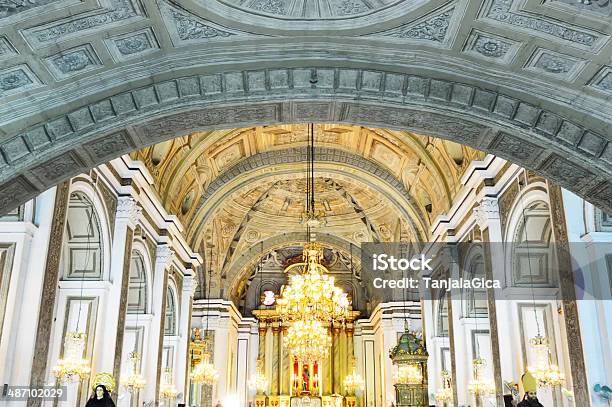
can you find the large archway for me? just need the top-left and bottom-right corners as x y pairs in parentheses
(0, 0), (610, 213)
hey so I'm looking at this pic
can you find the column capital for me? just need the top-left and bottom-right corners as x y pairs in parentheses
(155, 244), (174, 270)
(116, 196), (141, 225)
(183, 274), (197, 298)
(473, 196), (500, 228)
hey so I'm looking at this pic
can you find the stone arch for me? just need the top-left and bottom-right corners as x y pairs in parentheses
(0, 66), (610, 215)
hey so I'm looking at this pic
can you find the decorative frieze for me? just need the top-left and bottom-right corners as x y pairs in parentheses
(106, 28), (159, 61)
(0, 64), (41, 95)
(368, 3), (455, 44)
(463, 30), (518, 63)
(482, 0), (602, 48)
(589, 66), (612, 95)
(44, 44), (102, 80)
(0, 0), (63, 19)
(524, 48), (585, 80)
(21, 0), (143, 48)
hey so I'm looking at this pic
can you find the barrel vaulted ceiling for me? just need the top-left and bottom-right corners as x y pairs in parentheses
(0, 0), (610, 216)
(131, 124), (484, 297)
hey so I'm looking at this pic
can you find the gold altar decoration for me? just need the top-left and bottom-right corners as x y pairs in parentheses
(434, 370), (453, 404)
(160, 368), (178, 400)
(277, 244), (350, 325)
(468, 358), (495, 397)
(248, 358), (269, 394)
(390, 329), (429, 406)
(123, 351), (146, 392)
(190, 351), (219, 385)
(91, 372), (116, 393)
(343, 357), (365, 395)
(284, 319), (332, 364)
(528, 335), (565, 388)
(52, 331), (91, 383)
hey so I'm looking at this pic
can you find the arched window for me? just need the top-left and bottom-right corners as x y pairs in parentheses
(436, 289), (449, 337)
(164, 287), (177, 336)
(462, 252), (488, 317)
(127, 251), (147, 314)
(61, 192), (103, 280)
(511, 201), (555, 287)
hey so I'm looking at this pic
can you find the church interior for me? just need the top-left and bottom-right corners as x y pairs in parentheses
(0, 0), (611, 406)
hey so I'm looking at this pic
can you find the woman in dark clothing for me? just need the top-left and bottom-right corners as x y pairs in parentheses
(85, 385), (115, 407)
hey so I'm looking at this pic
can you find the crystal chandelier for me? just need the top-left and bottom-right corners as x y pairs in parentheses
(247, 358), (269, 394)
(283, 319), (332, 364)
(343, 357), (365, 394)
(52, 331), (91, 382)
(393, 364), (423, 385)
(468, 358), (495, 397)
(277, 244), (350, 324)
(191, 351), (220, 385)
(435, 370), (453, 404)
(123, 351), (146, 392)
(528, 335), (565, 388)
(159, 368), (178, 400)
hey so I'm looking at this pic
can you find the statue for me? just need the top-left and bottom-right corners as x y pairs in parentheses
(517, 373), (544, 407)
(85, 385), (115, 407)
(302, 365), (310, 392)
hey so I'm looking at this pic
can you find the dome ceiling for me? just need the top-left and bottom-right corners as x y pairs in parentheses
(211, 0), (407, 19)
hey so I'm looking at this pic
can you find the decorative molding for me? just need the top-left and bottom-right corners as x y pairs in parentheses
(482, 0), (603, 49)
(44, 44), (102, 80)
(473, 197), (500, 227)
(367, 3), (455, 44)
(0, 0), (63, 19)
(160, 0), (259, 45)
(0, 36), (17, 59)
(215, 0), (406, 19)
(589, 66), (612, 95)
(0, 67), (610, 214)
(116, 196), (141, 223)
(105, 27), (160, 61)
(524, 48), (585, 81)
(463, 29), (518, 63)
(21, 0), (143, 49)
(0, 64), (41, 95)
(156, 244), (174, 270)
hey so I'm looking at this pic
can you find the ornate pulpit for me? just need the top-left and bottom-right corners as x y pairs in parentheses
(389, 329), (429, 407)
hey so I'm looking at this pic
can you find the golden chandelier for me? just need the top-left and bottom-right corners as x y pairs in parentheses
(528, 335), (565, 388)
(52, 332), (91, 383)
(343, 357), (365, 394)
(277, 243), (350, 324)
(435, 370), (453, 403)
(123, 351), (146, 392)
(247, 358), (269, 394)
(283, 319), (332, 364)
(468, 358), (495, 397)
(159, 368), (178, 400)
(190, 351), (219, 385)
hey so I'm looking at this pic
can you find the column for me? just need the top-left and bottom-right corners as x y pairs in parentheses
(473, 196), (505, 406)
(446, 244), (467, 406)
(175, 274), (196, 404)
(28, 182), (70, 407)
(108, 198), (141, 395)
(547, 183), (589, 406)
(324, 326), (332, 395)
(271, 323), (280, 395)
(280, 325), (290, 395)
(332, 326), (341, 394)
(143, 244), (173, 403)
